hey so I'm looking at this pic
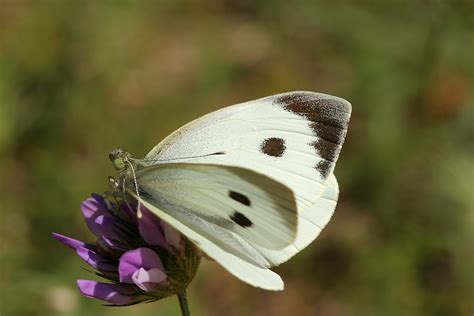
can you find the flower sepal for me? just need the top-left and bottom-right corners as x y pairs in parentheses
(157, 238), (202, 296)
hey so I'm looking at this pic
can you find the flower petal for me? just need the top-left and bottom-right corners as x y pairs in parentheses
(118, 248), (165, 284)
(120, 202), (138, 224)
(138, 208), (170, 250)
(76, 247), (117, 271)
(131, 267), (167, 292)
(161, 221), (182, 252)
(81, 198), (109, 232)
(77, 280), (137, 306)
(81, 197), (107, 219)
(91, 214), (125, 240)
(52, 233), (94, 250)
(91, 193), (109, 210)
(97, 236), (129, 254)
(118, 261), (139, 284)
(137, 207), (182, 254)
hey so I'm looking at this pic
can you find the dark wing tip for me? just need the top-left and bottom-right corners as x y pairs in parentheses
(274, 91), (351, 130)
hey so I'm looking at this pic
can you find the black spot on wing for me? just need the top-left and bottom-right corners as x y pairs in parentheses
(260, 137), (286, 157)
(230, 211), (253, 228)
(228, 190), (251, 206)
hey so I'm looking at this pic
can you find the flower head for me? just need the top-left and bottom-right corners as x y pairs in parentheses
(53, 192), (200, 306)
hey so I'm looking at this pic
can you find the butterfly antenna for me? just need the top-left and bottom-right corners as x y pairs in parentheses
(126, 158), (142, 218)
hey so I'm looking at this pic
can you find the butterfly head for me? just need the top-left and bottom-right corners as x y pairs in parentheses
(109, 148), (131, 172)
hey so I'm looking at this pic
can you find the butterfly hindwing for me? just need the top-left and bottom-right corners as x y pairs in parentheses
(135, 163), (298, 253)
(136, 195), (285, 290)
(134, 168), (340, 290)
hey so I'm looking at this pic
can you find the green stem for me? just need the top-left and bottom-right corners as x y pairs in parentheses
(177, 291), (190, 316)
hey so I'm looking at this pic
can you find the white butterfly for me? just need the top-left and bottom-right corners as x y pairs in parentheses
(110, 91), (351, 290)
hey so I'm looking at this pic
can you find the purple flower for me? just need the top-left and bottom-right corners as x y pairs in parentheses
(138, 206), (183, 255)
(77, 280), (138, 306)
(53, 193), (196, 306)
(118, 248), (167, 291)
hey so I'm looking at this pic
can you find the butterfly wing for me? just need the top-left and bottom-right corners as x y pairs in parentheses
(142, 91), (351, 265)
(137, 195), (285, 290)
(133, 162), (301, 290)
(135, 163), (298, 264)
(254, 173), (339, 265)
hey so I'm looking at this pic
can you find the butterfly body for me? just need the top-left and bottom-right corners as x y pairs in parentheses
(110, 91), (351, 290)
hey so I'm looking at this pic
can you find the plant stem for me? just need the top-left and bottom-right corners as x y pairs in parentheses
(177, 291), (190, 316)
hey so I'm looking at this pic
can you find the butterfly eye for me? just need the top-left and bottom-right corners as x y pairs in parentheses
(112, 158), (126, 170)
(109, 148), (127, 171)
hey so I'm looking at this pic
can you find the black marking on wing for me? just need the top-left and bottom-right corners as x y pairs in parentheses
(228, 190), (251, 206)
(310, 138), (339, 163)
(260, 137), (286, 157)
(315, 160), (332, 179)
(136, 189), (265, 266)
(277, 92), (350, 129)
(310, 121), (346, 144)
(276, 92), (350, 178)
(230, 211), (253, 228)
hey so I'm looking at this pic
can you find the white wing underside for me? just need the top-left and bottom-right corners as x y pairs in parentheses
(135, 170), (339, 291)
(137, 196), (286, 290)
(135, 163), (299, 267)
(132, 91), (350, 290)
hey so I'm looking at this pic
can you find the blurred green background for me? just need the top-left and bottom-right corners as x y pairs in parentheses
(0, 1), (473, 315)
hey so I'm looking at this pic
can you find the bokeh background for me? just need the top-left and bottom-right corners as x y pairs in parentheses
(0, 1), (473, 315)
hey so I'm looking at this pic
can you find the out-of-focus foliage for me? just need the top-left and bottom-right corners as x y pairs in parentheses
(0, 1), (472, 315)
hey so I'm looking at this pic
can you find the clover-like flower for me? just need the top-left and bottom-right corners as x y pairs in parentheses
(53, 192), (200, 312)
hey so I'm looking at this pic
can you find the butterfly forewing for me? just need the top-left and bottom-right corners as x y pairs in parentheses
(143, 91), (351, 264)
(253, 173), (339, 265)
